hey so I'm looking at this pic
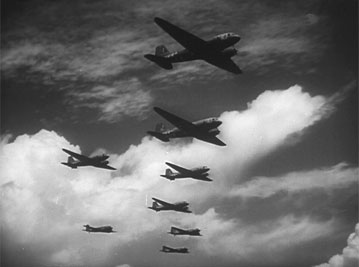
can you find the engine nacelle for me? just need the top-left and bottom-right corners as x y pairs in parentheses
(103, 160), (109, 165)
(221, 47), (237, 57)
(208, 128), (220, 136)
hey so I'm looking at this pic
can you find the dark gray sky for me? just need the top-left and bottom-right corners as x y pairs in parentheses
(1, 0), (358, 267)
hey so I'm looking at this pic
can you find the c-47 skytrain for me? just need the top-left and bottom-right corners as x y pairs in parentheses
(147, 107), (226, 146)
(161, 162), (212, 182)
(145, 17), (241, 74)
(148, 197), (192, 213)
(61, 148), (116, 170)
(82, 224), (116, 233)
(160, 246), (189, 254)
(168, 226), (201, 236)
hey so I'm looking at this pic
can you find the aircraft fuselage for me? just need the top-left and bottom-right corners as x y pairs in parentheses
(163, 168), (210, 180)
(161, 246), (189, 253)
(163, 117), (222, 139)
(83, 225), (115, 233)
(170, 229), (201, 236)
(163, 33), (240, 63)
(149, 200), (191, 213)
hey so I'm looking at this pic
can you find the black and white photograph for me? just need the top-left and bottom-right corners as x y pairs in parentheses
(1, 0), (358, 267)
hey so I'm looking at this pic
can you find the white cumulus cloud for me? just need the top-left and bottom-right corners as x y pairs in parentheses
(313, 223), (359, 267)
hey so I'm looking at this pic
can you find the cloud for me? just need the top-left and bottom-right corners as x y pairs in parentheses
(1, 0), (329, 84)
(0, 85), (353, 267)
(65, 78), (153, 123)
(189, 209), (336, 262)
(229, 163), (358, 198)
(313, 223), (359, 267)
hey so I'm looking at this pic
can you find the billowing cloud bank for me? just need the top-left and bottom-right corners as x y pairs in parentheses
(314, 223), (359, 267)
(1, 85), (357, 267)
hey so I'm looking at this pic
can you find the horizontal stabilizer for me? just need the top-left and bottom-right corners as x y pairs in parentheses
(61, 162), (77, 169)
(147, 131), (170, 142)
(144, 54), (173, 70)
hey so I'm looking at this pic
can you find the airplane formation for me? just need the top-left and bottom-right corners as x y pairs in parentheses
(62, 16), (242, 254)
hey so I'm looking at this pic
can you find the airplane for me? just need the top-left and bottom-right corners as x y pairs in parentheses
(144, 17), (242, 74)
(168, 226), (201, 236)
(82, 224), (116, 233)
(161, 162), (212, 182)
(147, 107), (226, 146)
(160, 245), (189, 254)
(61, 148), (116, 170)
(148, 197), (192, 213)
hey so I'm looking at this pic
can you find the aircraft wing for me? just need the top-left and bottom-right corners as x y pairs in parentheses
(204, 57), (242, 74)
(165, 162), (190, 174)
(62, 148), (89, 162)
(152, 197), (172, 207)
(196, 134), (226, 146)
(97, 164), (117, 170)
(154, 17), (207, 55)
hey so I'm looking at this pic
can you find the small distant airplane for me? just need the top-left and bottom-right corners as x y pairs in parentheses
(61, 148), (116, 170)
(168, 226), (201, 236)
(147, 107), (226, 146)
(82, 224), (116, 233)
(145, 17), (241, 74)
(160, 245), (189, 254)
(148, 197), (192, 213)
(162, 162), (212, 182)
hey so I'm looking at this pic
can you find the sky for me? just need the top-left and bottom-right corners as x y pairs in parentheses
(0, 0), (358, 267)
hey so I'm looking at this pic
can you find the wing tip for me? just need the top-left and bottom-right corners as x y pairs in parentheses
(154, 17), (165, 25)
(153, 106), (165, 114)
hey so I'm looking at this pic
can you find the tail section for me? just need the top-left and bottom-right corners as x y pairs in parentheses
(165, 168), (174, 176)
(148, 201), (161, 211)
(155, 45), (170, 56)
(68, 156), (76, 164)
(61, 156), (77, 168)
(147, 124), (170, 142)
(155, 123), (165, 133)
(144, 45), (173, 70)
(161, 168), (175, 180)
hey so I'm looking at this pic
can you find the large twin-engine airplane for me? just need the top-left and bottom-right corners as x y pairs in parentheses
(147, 107), (226, 146)
(160, 245), (189, 254)
(161, 162), (212, 182)
(61, 148), (116, 170)
(148, 197), (192, 213)
(82, 224), (116, 233)
(145, 17), (242, 74)
(168, 226), (201, 236)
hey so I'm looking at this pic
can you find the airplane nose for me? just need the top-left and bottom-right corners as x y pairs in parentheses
(233, 35), (241, 42)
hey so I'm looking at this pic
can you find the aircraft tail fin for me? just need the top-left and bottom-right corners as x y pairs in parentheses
(61, 156), (77, 168)
(68, 156), (76, 164)
(149, 201), (161, 211)
(165, 168), (173, 176)
(155, 123), (166, 133)
(155, 45), (170, 56)
(160, 168), (175, 180)
(144, 54), (173, 70)
(147, 123), (170, 142)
